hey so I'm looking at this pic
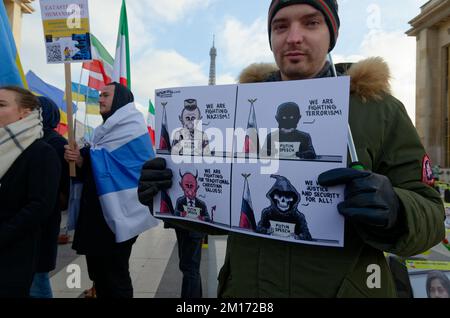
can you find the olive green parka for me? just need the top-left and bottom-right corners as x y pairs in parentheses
(171, 57), (445, 298)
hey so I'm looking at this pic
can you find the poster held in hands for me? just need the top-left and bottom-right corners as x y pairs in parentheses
(39, 0), (93, 176)
(154, 77), (350, 247)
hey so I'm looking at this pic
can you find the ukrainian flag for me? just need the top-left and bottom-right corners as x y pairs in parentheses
(26, 71), (78, 137)
(72, 83), (100, 115)
(0, 1), (27, 88)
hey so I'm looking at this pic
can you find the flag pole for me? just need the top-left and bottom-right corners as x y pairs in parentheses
(83, 93), (90, 142)
(328, 53), (359, 164)
(64, 63), (76, 177)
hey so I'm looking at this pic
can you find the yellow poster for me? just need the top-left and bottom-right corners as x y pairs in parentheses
(406, 260), (450, 271)
(39, 0), (92, 64)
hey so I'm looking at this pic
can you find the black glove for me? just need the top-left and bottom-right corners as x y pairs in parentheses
(318, 168), (400, 230)
(138, 158), (173, 207)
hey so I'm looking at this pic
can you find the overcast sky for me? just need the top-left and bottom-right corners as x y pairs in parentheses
(19, 0), (429, 127)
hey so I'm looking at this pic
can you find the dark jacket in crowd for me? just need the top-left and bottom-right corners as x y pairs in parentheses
(71, 146), (119, 255)
(36, 96), (69, 273)
(0, 140), (61, 297)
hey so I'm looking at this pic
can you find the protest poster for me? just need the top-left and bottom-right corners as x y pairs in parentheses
(39, 0), (93, 176)
(405, 260), (450, 298)
(153, 77), (350, 247)
(39, 0), (92, 64)
(386, 230), (450, 298)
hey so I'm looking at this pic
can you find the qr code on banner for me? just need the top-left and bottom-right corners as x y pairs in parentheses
(46, 43), (62, 63)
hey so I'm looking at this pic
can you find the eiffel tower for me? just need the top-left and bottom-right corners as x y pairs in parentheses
(208, 35), (217, 86)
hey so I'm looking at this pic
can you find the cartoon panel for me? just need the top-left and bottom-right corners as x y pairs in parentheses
(153, 154), (232, 228)
(155, 85), (237, 158)
(231, 161), (346, 247)
(234, 77), (350, 162)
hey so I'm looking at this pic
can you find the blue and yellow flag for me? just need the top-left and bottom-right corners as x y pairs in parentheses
(72, 82), (100, 115)
(0, 2), (27, 88)
(26, 71), (79, 136)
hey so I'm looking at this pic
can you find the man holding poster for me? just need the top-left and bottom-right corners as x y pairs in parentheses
(139, 0), (445, 297)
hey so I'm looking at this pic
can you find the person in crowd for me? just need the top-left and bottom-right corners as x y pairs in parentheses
(28, 96), (69, 298)
(64, 82), (158, 298)
(138, 0), (445, 297)
(0, 86), (61, 298)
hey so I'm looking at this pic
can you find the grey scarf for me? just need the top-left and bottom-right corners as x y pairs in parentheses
(0, 109), (43, 179)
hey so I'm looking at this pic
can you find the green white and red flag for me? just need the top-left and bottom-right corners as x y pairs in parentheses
(82, 34), (114, 90)
(147, 100), (156, 148)
(112, 0), (131, 88)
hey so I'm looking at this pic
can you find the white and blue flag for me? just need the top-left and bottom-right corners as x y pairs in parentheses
(90, 103), (159, 242)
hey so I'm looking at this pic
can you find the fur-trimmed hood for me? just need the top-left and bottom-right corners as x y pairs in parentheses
(238, 57), (391, 103)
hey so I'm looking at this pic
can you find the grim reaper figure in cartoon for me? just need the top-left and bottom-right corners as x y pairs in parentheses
(257, 175), (312, 241)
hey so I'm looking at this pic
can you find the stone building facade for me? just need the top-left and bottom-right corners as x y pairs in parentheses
(407, 0), (450, 167)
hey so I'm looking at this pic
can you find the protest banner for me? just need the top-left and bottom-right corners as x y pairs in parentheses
(39, 0), (93, 176)
(153, 77), (350, 247)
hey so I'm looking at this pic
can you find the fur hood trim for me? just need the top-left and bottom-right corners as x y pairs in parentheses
(238, 57), (391, 102)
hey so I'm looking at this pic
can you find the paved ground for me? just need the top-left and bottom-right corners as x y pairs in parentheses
(50, 215), (227, 298)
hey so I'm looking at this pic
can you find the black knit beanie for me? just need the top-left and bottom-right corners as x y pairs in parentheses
(268, 0), (340, 52)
